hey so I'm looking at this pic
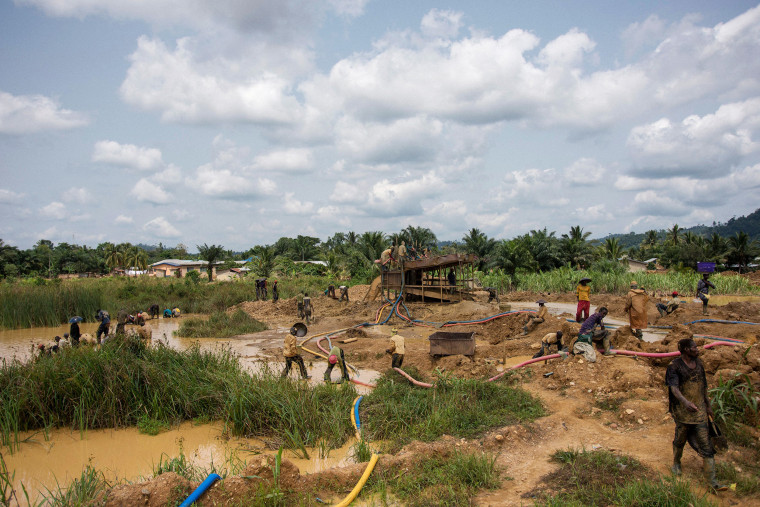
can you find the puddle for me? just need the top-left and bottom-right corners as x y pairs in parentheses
(3, 422), (359, 501)
(503, 355), (535, 368)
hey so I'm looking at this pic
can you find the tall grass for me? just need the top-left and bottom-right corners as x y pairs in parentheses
(361, 368), (544, 451)
(480, 267), (760, 296)
(366, 451), (500, 507)
(176, 310), (268, 338)
(0, 338), (355, 454)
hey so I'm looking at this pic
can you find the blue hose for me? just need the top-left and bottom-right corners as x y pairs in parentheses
(354, 396), (363, 431)
(179, 473), (221, 507)
(685, 319), (760, 326)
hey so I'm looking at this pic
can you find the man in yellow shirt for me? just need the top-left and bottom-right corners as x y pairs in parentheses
(575, 277), (591, 323)
(282, 327), (310, 379)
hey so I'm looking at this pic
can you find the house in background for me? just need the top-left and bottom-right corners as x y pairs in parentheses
(150, 259), (211, 279)
(622, 257), (659, 273)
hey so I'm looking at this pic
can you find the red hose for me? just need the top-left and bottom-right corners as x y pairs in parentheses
(393, 367), (434, 387)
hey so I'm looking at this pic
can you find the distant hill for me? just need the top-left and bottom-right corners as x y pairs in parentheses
(599, 208), (760, 249)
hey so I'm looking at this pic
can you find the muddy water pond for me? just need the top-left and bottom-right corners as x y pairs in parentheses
(1, 318), (380, 500)
(5, 422), (359, 501)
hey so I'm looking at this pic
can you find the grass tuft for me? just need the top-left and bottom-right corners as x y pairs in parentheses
(175, 309), (267, 338)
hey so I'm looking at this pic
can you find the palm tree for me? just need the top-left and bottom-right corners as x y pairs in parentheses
(727, 232), (759, 273)
(104, 243), (123, 273)
(402, 225), (437, 251)
(197, 244), (225, 281)
(708, 233), (728, 262)
(667, 224), (682, 246)
(493, 239), (537, 276)
(358, 231), (387, 262)
(561, 226), (593, 269)
(601, 237), (624, 261)
(462, 228), (496, 271)
(642, 230), (658, 249)
(524, 228), (561, 271)
(250, 245), (276, 278)
(346, 231), (358, 246)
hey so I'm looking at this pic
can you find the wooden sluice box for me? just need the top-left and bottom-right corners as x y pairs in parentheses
(428, 331), (476, 357)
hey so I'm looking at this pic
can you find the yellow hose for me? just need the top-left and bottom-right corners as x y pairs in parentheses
(333, 453), (379, 507)
(300, 346), (358, 375)
(350, 395), (361, 439)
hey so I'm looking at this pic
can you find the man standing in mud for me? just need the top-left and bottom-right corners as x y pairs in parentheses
(696, 273), (716, 316)
(666, 338), (727, 492)
(624, 281), (649, 339)
(575, 278), (591, 323)
(324, 345), (350, 383)
(281, 326), (310, 380)
(303, 292), (313, 324)
(95, 309), (110, 344)
(297, 292), (305, 319)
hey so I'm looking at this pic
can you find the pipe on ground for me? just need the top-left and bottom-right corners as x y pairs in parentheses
(179, 473), (221, 507)
(333, 453), (379, 507)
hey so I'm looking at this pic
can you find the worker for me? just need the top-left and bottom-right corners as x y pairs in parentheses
(575, 277), (591, 323)
(398, 241), (408, 262)
(116, 308), (128, 334)
(297, 292), (305, 319)
(447, 269), (456, 292)
(339, 285), (349, 302)
(324, 345), (350, 383)
(172, 307), (181, 318)
(573, 307), (611, 362)
(380, 246), (396, 270)
(523, 299), (548, 335)
(326, 284), (337, 299)
(624, 281), (649, 339)
(303, 293), (313, 324)
(386, 328), (405, 368)
(666, 338), (728, 491)
(533, 331), (564, 358)
(486, 287), (500, 304)
(149, 304), (160, 319)
(95, 309), (110, 344)
(657, 291), (682, 317)
(272, 280), (279, 302)
(69, 319), (81, 346)
(281, 327), (310, 379)
(696, 273), (716, 316)
(136, 321), (152, 341)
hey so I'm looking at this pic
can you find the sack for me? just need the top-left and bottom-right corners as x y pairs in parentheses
(709, 418), (728, 453)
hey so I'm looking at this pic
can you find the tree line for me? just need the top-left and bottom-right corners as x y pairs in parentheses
(0, 223), (757, 283)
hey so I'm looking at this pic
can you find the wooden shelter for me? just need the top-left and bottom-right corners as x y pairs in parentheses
(380, 253), (478, 302)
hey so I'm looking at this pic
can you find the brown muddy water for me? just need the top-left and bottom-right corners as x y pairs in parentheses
(4, 422), (359, 501)
(0, 317), (380, 500)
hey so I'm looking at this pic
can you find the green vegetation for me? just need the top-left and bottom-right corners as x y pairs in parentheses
(361, 368), (545, 452)
(0, 338), (355, 454)
(366, 451), (500, 507)
(481, 266), (760, 295)
(176, 310), (267, 338)
(152, 442), (248, 482)
(40, 465), (112, 507)
(710, 371), (760, 448)
(531, 448), (714, 507)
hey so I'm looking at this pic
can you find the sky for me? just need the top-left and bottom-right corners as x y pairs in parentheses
(1, 0), (760, 251)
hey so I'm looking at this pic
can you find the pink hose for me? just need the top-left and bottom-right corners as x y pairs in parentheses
(351, 379), (377, 388)
(486, 354), (561, 382)
(393, 367), (434, 387)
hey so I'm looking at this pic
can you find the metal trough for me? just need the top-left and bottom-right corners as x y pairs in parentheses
(428, 331), (476, 357)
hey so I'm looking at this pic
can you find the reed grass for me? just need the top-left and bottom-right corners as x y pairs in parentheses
(175, 310), (268, 338)
(361, 368), (544, 451)
(480, 267), (760, 296)
(0, 339), (355, 454)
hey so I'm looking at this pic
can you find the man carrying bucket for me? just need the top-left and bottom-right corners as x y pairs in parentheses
(282, 326), (310, 380)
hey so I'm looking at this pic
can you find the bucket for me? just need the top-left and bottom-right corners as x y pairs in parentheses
(291, 322), (308, 337)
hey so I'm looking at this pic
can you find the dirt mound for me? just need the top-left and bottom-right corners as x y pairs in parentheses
(106, 472), (191, 506)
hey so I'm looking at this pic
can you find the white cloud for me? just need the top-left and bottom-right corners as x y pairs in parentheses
(421, 9), (462, 40)
(365, 171), (445, 216)
(253, 148), (313, 173)
(282, 192), (315, 214)
(193, 137), (277, 198)
(92, 140), (164, 171)
(0, 90), (88, 134)
(115, 215), (134, 224)
(335, 116), (443, 164)
(564, 158), (606, 185)
(172, 209), (191, 221)
(39, 201), (66, 220)
(330, 181), (363, 204)
(120, 36), (304, 125)
(574, 204), (613, 221)
(627, 97), (760, 177)
(621, 15), (666, 57)
(143, 216), (181, 238)
(631, 190), (689, 216)
(62, 187), (90, 204)
(131, 178), (173, 204)
(0, 189), (25, 204)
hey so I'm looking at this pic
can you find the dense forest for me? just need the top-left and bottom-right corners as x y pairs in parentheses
(1, 209), (758, 283)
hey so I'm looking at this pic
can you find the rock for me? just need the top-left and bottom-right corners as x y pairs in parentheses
(141, 489), (150, 496)
(495, 434), (504, 441)
(610, 423), (618, 429)
(637, 418), (644, 425)
(625, 409), (635, 415)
